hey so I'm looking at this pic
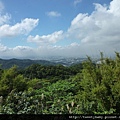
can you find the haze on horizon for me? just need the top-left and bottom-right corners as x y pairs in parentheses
(0, 0), (120, 59)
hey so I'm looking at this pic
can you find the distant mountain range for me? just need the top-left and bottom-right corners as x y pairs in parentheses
(0, 58), (56, 69)
(0, 57), (88, 69)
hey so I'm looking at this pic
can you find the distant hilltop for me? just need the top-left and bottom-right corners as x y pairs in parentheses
(0, 58), (56, 69)
(0, 57), (87, 69)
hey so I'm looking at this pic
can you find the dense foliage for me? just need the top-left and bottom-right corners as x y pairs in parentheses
(19, 64), (82, 82)
(0, 53), (120, 114)
(0, 58), (56, 69)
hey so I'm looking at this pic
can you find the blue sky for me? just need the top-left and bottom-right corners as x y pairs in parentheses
(0, 0), (120, 59)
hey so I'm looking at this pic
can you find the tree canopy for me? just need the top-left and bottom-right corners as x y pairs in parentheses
(0, 53), (120, 114)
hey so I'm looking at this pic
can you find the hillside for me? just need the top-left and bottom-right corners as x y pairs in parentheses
(0, 53), (120, 115)
(0, 57), (87, 69)
(0, 58), (56, 69)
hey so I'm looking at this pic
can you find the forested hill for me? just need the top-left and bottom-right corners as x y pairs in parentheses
(0, 58), (56, 69)
(0, 53), (120, 114)
(0, 57), (87, 69)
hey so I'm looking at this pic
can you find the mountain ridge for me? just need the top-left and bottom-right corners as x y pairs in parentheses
(0, 58), (56, 69)
(0, 57), (88, 69)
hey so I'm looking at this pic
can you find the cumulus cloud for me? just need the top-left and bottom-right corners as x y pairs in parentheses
(29, 0), (120, 58)
(46, 11), (61, 17)
(68, 0), (120, 48)
(0, 43), (8, 52)
(1, 0), (120, 59)
(0, 1), (11, 25)
(0, 44), (35, 59)
(0, 18), (39, 37)
(27, 30), (63, 45)
(0, 44), (82, 59)
(0, 13), (11, 25)
(13, 46), (32, 51)
(0, 43), (115, 59)
(109, 0), (120, 16)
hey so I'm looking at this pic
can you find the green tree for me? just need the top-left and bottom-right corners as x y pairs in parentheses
(74, 53), (120, 114)
(0, 65), (27, 97)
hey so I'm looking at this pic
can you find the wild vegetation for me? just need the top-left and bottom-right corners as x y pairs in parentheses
(0, 52), (120, 114)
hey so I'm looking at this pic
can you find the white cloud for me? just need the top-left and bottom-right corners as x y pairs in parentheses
(0, 44), (35, 59)
(27, 30), (63, 45)
(0, 1), (11, 25)
(0, 44), (81, 59)
(0, 42), (118, 59)
(0, 18), (39, 37)
(1, 44), (115, 59)
(74, 0), (82, 6)
(1, 0), (120, 59)
(68, 0), (120, 47)
(0, 43), (8, 52)
(0, 13), (11, 25)
(70, 42), (80, 47)
(13, 46), (32, 51)
(46, 11), (61, 17)
(109, 0), (120, 16)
